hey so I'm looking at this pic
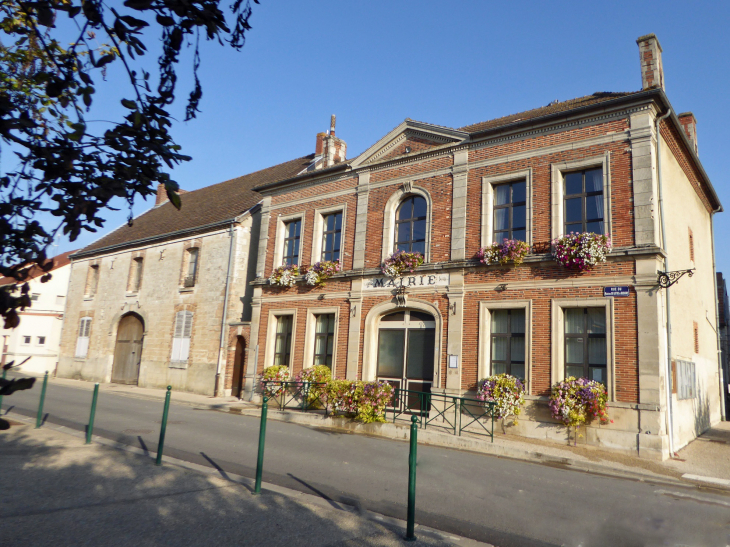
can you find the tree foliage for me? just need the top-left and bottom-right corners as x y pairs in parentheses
(0, 0), (259, 327)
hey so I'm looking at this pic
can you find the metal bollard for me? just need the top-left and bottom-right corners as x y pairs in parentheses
(35, 371), (49, 429)
(86, 383), (100, 444)
(405, 415), (418, 541)
(0, 366), (6, 410)
(155, 386), (172, 466)
(253, 396), (269, 495)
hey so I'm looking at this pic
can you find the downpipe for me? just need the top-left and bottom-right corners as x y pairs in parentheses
(710, 213), (726, 420)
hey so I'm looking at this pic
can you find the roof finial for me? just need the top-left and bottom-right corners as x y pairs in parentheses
(330, 114), (336, 136)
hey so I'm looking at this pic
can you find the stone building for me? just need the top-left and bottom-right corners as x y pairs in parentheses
(56, 158), (312, 396)
(242, 34), (724, 459)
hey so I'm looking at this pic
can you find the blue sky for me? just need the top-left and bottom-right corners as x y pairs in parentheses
(51, 1), (730, 274)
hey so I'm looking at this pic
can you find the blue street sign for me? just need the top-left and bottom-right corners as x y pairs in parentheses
(604, 286), (630, 297)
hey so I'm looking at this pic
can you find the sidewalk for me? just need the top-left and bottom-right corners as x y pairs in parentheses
(0, 417), (490, 547)
(39, 376), (730, 491)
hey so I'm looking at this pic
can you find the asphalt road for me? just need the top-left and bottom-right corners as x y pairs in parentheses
(3, 378), (730, 547)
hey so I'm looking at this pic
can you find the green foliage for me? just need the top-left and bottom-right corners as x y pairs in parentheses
(0, 0), (259, 328)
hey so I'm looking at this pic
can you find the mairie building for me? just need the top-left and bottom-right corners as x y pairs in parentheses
(58, 35), (725, 460)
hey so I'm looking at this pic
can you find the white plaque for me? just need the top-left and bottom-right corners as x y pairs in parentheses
(363, 273), (449, 290)
(448, 355), (459, 369)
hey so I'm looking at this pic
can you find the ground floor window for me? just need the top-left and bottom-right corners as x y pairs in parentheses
(274, 315), (293, 367)
(314, 314), (335, 368)
(564, 307), (606, 384)
(490, 309), (526, 381)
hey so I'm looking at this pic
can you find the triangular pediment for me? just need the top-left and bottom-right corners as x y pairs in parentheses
(350, 120), (468, 168)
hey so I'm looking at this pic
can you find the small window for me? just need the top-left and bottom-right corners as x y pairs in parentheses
(85, 265), (100, 297)
(75, 317), (92, 358)
(283, 220), (301, 267)
(564, 168), (604, 235)
(128, 257), (144, 292)
(171, 311), (193, 362)
(274, 315), (293, 367)
(493, 181), (527, 243)
(395, 196), (427, 255)
(676, 360), (696, 400)
(22, 336), (31, 345)
(30, 293), (40, 302)
(321, 213), (342, 262)
(564, 307), (607, 384)
(183, 248), (199, 288)
(56, 295), (65, 306)
(37, 336), (46, 346)
(313, 314), (335, 368)
(490, 309), (526, 381)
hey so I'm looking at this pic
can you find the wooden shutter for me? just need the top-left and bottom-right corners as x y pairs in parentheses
(75, 318), (91, 358)
(171, 311), (193, 362)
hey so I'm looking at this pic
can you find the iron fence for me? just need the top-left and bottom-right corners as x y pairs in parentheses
(260, 381), (328, 414)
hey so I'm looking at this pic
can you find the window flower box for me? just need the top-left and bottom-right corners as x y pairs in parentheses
(268, 264), (300, 287)
(303, 259), (341, 287)
(477, 239), (530, 266)
(549, 377), (612, 444)
(476, 373), (526, 432)
(552, 232), (611, 271)
(381, 250), (424, 279)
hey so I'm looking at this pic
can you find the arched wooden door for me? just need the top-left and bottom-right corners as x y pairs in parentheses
(231, 336), (246, 398)
(111, 314), (144, 385)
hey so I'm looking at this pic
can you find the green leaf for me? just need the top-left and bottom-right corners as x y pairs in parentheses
(121, 99), (137, 109)
(96, 54), (114, 67)
(166, 187), (182, 210)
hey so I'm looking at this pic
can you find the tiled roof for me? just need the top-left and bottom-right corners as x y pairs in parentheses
(458, 92), (641, 134)
(0, 250), (76, 286)
(78, 154), (315, 255)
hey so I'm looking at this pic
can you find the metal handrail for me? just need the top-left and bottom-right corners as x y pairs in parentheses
(458, 396), (496, 440)
(260, 380), (328, 414)
(390, 388), (460, 435)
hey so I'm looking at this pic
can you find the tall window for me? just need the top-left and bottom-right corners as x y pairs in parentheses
(283, 220), (301, 267)
(75, 317), (92, 358)
(313, 314), (335, 368)
(183, 248), (199, 288)
(493, 181), (527, 243)
(85, 264), (100, 296)
(321, 213), (342, 262)
(129, 257), (143, 292)
(490, 309), (526, 380)
(564, 308), (606, 384)
(395, 196), (427, 254)
(564, 168), (604, 234)
(274, 315), (293, 367)
(171, 311), (193, 362)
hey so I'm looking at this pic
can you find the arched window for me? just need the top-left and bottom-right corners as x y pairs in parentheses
(394, 196), (427, 255)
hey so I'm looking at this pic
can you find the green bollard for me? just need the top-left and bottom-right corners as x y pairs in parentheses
(405, 415), (418, 541)
(35, 371), (49, 429)
(253, 396), (269, 495)
(155, 386), (172, 466)
(0, 367), (7, 410)
(86, 383), (99, 444)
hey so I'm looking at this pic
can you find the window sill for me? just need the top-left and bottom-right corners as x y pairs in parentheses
(125, 292), (139, 298)
(169, 361), (188, 369)
(83, 296), (95, 301)
(178, 288), (194, 294)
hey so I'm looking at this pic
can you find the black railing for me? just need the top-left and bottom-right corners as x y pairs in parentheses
(260, 381), (328, 414)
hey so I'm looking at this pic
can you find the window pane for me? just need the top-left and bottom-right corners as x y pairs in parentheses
(588, 338), (607, 365)
(586, 195), (603, 222)
(492, 362), (507, 375)
(491, 310), (509, 333)
(406, 329), (435, 381)
(335, 213), (342, 231)
(589, 367), (605, 384)
(565, 172), (583, 195)
(294, 221), (301, 236)
(565, 309), (584, 333)
(495, 185), (510, 206)
(565, 198), (583, 223)
(494, 208), (509, 231)
(586, 308), (606, 333)
(512, 205), (526, 229)
(494, 231), (509, 244)
(566, 338), (584, 364)
(316, 314), (333, 333)
(510, 336), (525, 361)
(323, 233), (333, 253)
(411, 241), (426, 255)
(398, 199), (413, 221)
(512, 229), (526, 242)
(412, 219), (426, 241)
(585, 169), (603, 192)
(491, 337), (508, 361)
(333, 232), (341, 252)
(566, 365), (584, 379)
(511, 309), (525, 333)
(377, 330), (405, 378)
(325, 214), (336, 231)
(276, 316), (292, 334)
(586, 221), (604, 235)
(382, 312), (406, 322)
(511, 364), (525, 381)
(511, 182), (526, 204)
(412, 197), (427, 218)
(397, 222), (411, 243)
(396, 242), (410, 253)
(409, 311), (434, 323)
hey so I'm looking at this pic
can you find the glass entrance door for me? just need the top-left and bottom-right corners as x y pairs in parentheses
(377, 310), (435, 408)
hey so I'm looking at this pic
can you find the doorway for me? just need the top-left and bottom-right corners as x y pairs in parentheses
(111, 313), (144, 385)
(232, 336), (246, 398)
(376, 310), (435, 407)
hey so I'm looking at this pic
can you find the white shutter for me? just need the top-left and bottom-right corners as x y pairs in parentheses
(75, 318), (91, 358)
(171, 311), (193, 362)
(171, 337), (182, 361)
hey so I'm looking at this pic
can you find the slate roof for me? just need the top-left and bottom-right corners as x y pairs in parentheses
(77, 154), (315, 256)
(458, 92), (641, 134)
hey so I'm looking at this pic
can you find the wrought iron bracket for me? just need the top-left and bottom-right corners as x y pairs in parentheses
(657, 269), (694, 288)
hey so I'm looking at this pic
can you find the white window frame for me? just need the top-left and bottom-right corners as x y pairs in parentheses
(264, 309), (297, 371)
(551, 297), (615, 401)
(551, 154), (612, 240)
(478, 300), (532, 393)
(75, 317), (92, 358)
(273, 213), (305, 269)
(171, 311), (193, 363)
(481, 169), (533, 248)
(310, 205), (347, 265)
(381, 184), (433, 262)
(302, 307), (339, 377)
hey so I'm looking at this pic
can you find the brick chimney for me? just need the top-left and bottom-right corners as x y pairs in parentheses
(317, 115), (346, 169)
(677, 112), (698, 155)
(155, 183), (187, 207)
(637, 34), (665, 91)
